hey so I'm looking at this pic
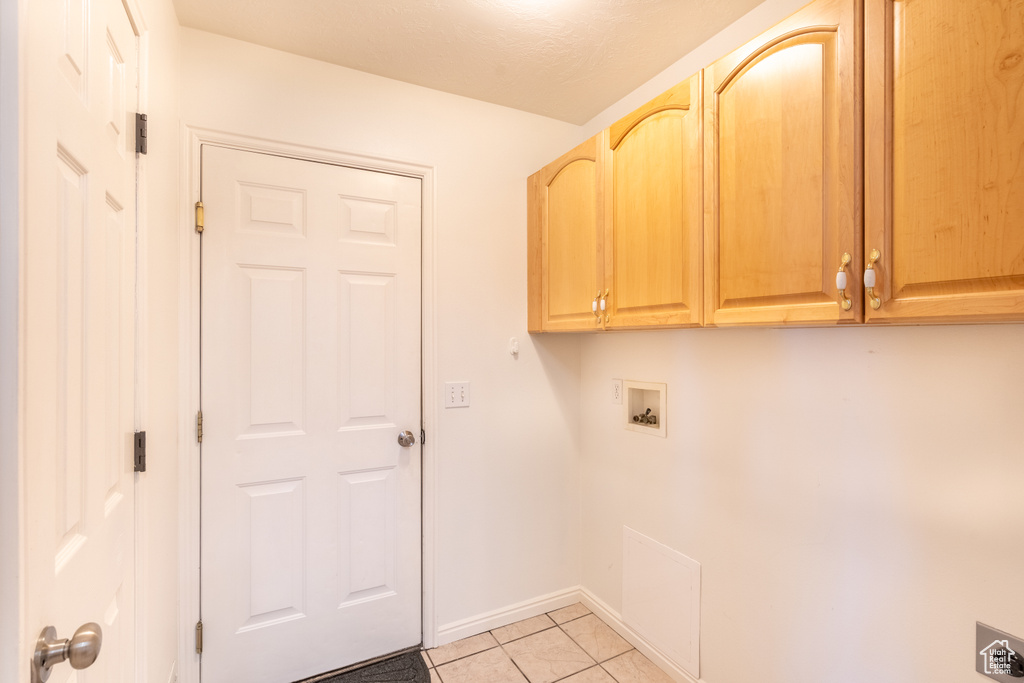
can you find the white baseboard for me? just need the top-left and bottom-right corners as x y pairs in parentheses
(579, 588), (699, 683)
(435, 587), (583, 646)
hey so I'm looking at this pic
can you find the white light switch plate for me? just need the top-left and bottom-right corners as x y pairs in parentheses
(444, 382), (470, 408)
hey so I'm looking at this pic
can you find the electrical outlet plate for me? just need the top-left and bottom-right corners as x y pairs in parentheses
(444, 382), (470, 408)
(612, 379), (623, 405)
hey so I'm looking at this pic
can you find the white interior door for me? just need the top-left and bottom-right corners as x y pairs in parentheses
(22, 0), (138, 681)
(200, 146), (423, 683)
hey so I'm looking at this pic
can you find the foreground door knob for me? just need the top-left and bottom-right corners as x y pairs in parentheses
(33, 622), (102, 682)
(397, 430), (416, 447)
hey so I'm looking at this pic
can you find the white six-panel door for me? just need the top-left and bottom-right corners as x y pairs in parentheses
(200, 146), (422, 683)
(23, 0), (139, 681)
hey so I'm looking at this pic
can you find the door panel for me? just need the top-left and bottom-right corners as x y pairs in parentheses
(527, 134), (605, 332)
(238, 479), (305, 631)
(605, 75), (702, 328)
(201, 146), (422, 683)
(338, 468), (398, 604)
(704, 0), (861, 326)
(719, 41), (826, 303)
(25, 0), (138, 680)
(865, 0), (1024, 321)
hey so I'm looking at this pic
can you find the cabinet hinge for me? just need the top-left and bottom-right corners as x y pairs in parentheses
(195, 201), (204, 234)
(197, 410), (203, 444)
(420, 429), (426, 445)
(135, 113), (148, 155)
(195, 620), (203, 654)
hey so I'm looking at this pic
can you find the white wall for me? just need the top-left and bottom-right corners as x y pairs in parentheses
(580, 325), (1024, 682)
(574, 2), (1024, 682)
(134, 0), (182, 681)
(178, 28), (585, 637)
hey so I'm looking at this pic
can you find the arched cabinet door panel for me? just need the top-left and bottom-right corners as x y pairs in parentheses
(528, 133), (606, 332)
(864, 0), (1024, 322)
(604, 73), (703, 329)
(704, 0), (862, 326)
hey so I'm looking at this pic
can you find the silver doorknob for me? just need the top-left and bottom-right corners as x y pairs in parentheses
(397, 430), (416, 447)
(33, 623), (102, 682)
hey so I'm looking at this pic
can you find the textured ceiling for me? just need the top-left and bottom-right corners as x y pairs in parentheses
(173, 0), (764, 124)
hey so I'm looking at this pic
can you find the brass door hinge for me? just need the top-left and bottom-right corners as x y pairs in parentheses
(195, 201), (204, 234)
(195, 620), (203, 654)
(197, 410), (203, 444)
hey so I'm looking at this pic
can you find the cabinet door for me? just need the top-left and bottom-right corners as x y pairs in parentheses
(864, 0), (1024, 322)
(528, 133), (605, 332)
(704, 0), (862, 326)
(604, 74), (703, 328)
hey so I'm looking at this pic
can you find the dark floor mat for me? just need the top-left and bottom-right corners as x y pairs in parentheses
(313, 651), (430, 683)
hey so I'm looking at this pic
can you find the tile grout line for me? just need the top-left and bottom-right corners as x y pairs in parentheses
(553, 613), (641, 683)
(430, 609), (584, 668)
(558, 616), (638, 666)
(548, 663), (611, 683)
(427, 640), (501, 670)
(497, 639), (533, 683)
(492, 616), (560, 647)
(427, 606), (647, 683)
(499, 608), (593, 683)
(499, 614), (575, 683)
(549, 619), (606, 682)
(507, 611), (598, 683)
(600, 662), (625, 683)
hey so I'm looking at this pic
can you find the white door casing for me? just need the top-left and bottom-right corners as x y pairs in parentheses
(23, 0), (139, 681)
(199, 145), (423, 683)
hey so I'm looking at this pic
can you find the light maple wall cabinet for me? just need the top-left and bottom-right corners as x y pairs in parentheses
(528, 133), (606, 332)
(604, 73), (703, 329)
(703, 0), (862, 326)
(864, 0), (1024, 322)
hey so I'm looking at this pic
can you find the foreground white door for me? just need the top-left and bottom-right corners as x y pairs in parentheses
(22, 0), (139, 681)
(200, 146), (423, 683)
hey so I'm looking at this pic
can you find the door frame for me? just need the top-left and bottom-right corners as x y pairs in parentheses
(177, 126), (439, 683)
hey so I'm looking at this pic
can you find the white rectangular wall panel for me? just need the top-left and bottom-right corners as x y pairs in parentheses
(622, 527), (700, 679)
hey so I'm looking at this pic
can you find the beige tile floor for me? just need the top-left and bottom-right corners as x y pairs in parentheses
(422, 603), (674, 683)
